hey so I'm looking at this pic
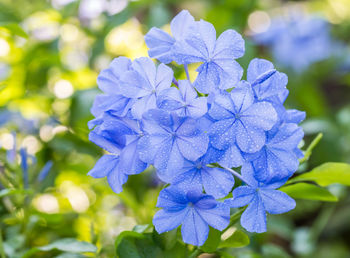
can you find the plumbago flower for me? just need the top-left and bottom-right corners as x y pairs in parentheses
(225, 163), (296, 233)
(88, 10), (305, 246)
(153, 186), (230, 246)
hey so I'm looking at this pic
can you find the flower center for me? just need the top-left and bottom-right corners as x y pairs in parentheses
(196, 163), (202, 169)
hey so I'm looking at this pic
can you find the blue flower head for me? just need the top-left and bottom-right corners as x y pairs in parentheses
(153, 186), (230, 246)
(88, 9), (306, 245)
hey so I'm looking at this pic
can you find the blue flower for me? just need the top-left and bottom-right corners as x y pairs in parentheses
(247, 58), (288, 106)
(138, 109), (209, 173)
(119, 57), (173, 119)
(158, 152), (234, 199)
(208, 83), (277, 154)
(157, 80), (207, 118)
(153, 186), (230, 246)
(174, 20), (245, 93)
(97, 56), (132, 94)
(89, 113), (147, 193)
(144, 10), (195, 64)
(88, 154), (127, 194)
(245, 123), (304, 183)
(225, 163), (296, 233)
(20, 148), (29, 188)
(89, 57), (134, 129)
(37, 161), (53, 182)
(145, 10), (245, 94)
(254, 15), (332, 72)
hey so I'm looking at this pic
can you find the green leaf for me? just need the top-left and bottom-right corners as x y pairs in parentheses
(152, 229), (177, 250)
(262, 243), (291, 258)
(217, 251), (236, 258)
(115, 231), (145, 248)
(0, 22), (28, 38)
(115, 231), (163, 258)
(288, 163), (350, 186)
(133, 225), (151, 234)
(200, 228), (221, 253)
(38, 238), (97, 253)
(219, 229), (250, 248)
(0, 229), (5, 258)
(55, 253), (85, 258)
(0, 188), (32, 198)
(280, 183), (337, 202)
(163, 242), (188, 258)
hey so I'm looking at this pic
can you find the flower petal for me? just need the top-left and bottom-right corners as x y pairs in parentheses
(170, 10), (195, 39)
(181, 209), (209, 246)
(241, 102), (277, 131)
(157, 187), (188, 211)
(131, 94), (157, 119)
(197, 202), (230, 231)
(218, 144), (244, 168)
(145, 27), (175, 64)
(97, 57), (131, 94)
(235, 120), (266, 153)
(107, 165), (128, 194)
(213, 29), (245, 59)
(259, 189), (296, 214)
(118, 140), (147, 175)
(88, 154), (119, 178)
(240, 194), (267, 233)
(153, 209), (188, 234)
(225, 186), (255, 207)
(201, 167), (234, 198)
(209, 119), (236, 150)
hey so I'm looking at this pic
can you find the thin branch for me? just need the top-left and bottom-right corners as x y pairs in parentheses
(172, 78), (179, 87)
(184, 64), (191, 82)
(221, 166), (246, 184)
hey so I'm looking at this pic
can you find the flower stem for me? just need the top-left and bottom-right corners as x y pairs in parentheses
(172, 78), (179, 87)
(222, 166), (246, 184)
(184, 64), (191, 82)
(189, 248), (202, 258)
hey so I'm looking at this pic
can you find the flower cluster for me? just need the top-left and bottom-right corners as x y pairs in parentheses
(253, 14), (333, 72)
(88, 10), (305, 246)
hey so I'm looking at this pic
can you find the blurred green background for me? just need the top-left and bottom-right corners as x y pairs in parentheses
(0, 0), (350, 257)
